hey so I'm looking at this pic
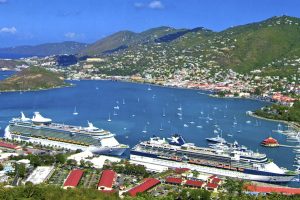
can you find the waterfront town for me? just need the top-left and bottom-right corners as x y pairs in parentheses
(1, 53), (299, 106)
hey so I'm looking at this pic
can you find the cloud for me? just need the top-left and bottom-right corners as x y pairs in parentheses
(134, 1), (164, 9)
(0, 27), (17, 34)
(148, 1), (164, 9)
(64, 32), (84, 40)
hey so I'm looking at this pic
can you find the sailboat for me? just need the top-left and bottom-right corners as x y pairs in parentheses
(177, 104), (182, 111)
(113, 110), (118, 116)
(147, 85), (152, 91)
(107, 113), (112, 122)
(159, 123), (163, 131)
(73, 107), (79, 115)
(142, 126), (147, 133)
(162, 109), (166, 117)
(122, 98), (125, 105)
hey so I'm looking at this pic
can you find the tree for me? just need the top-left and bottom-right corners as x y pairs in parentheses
(15, 163), (26, 178)
(0, 163), (4, 171)
(55, 154), (66, 164)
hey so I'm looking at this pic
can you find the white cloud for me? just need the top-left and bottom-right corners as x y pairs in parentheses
(0, 26), (17, 34)
(148, 0), (164, 9)
(64, 32), (84, 40)
(64, 32), (76, 39)
(134, 1), (164, 9)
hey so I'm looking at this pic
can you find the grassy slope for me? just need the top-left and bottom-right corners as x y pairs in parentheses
(0, 67), (69, 91)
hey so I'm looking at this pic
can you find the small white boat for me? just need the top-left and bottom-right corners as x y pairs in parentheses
(122, 99), (125, 105)
(114, 106), (120, 110)
(159, 123), (163, 131)
(107, 114), (112, 122)
(184, 124), (189, 128)
(196, 125), (203, 128)
(177, 105), (182, 111)
(246, 120), (251, 124)
(162, 109), (166, 117)
(142, 126), (147, 133)
(73, 107), (79, 115)
(147, 85), (152, 91)
(189, 121), (195, 124)
(113, 110), (118, 116)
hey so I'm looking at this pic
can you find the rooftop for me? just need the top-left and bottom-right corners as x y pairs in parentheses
(63, 169), (84, 188)
(98, 170), (117, 189)
(127, 178), (160, 197)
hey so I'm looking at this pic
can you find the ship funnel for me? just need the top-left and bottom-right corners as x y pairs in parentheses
(20, 112), (30, 121)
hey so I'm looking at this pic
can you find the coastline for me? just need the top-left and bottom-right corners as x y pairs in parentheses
(0, 83), (73, 93)
(249, 112), (300, 132)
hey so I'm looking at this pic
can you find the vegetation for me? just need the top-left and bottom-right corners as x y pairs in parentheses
(0, 66), (70, 91)
(103, 161), (150, 178)
(255, 101), (300, 123)
(0, 183), (299, 200)
(77, 15), (300, 78)
(10, 153), (67, 167)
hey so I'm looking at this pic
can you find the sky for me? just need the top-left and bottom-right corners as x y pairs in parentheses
(0, 0), (299, 47)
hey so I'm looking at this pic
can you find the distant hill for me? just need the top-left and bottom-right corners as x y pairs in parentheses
(0, 41), (88, 58)
(88, 15), (300, 75)
(80, 26), (191, 55)
(0, 67), (69, 91)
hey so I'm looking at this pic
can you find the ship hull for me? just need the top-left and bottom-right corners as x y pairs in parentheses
(5, 126), (126, 156)
(130, 154), (295, 183)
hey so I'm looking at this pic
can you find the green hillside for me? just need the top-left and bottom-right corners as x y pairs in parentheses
(85, 15), (300, 77)
(0, 66), (69, 91)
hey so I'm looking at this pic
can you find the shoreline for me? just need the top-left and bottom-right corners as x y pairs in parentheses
(0, 83), (73, 93)
(249, 113), (300, 132)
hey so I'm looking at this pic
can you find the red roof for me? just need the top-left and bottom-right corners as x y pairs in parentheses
(206, 183), (218, 189)
(175, 168), (190, 174)
(63, 169), (84, 187)
(262, 137), (278, 144)
(165, 177), (182, 184)
(246, 185), (300, 195)
(128, 178), (160, 197)
(211, 178), (221, 184)
(209, 175), (217, 179)
(0, 141), (19, 149)
(185, 180), (204, 187)
(98, 170), (117, 189)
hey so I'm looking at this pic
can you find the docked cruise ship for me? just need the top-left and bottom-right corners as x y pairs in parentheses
(4, 112), (129, 156)
(130, 135), (297, 183)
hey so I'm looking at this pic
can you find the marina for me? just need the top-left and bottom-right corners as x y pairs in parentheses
(0, 73), (299, 186)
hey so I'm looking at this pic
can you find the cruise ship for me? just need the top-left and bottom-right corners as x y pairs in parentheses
(130, 135), (297, 183)
(4, 112), (129, 156)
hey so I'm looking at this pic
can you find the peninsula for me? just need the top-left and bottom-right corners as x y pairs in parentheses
(0, 66), (70, 92)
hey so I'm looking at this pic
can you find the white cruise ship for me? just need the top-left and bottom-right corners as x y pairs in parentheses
(130, 135), (297, 183)
(4, 112), (128, 156)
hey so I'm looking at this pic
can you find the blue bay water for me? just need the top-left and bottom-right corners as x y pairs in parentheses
(0, 71), (299, 186)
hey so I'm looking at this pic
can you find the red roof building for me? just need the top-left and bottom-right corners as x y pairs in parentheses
(98, 170), (117, 191)
(165, 177), (183, 185)
(0, 141), (21, 150)
(246, 185), (300, 195)
(206, 183), (218, 191)
(261, 137), (279, 147)
(127, 178), (160, 197)
(63, 169), (84, 189)
(211, 178), (222, 185)
(175, 168), (190, 174)
(185, 180), (204, 188)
